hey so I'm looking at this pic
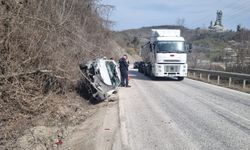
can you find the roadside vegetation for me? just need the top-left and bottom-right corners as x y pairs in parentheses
(0, 0), (120, 148)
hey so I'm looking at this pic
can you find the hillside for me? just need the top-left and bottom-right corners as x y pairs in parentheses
(113, 25), (250, 73)
(0, 0), (122, 149)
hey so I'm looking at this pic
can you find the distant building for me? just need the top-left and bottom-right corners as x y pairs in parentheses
(209, 10), (225, 32)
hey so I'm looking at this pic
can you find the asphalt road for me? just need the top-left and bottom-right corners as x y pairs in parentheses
(117, 69), (250, 150)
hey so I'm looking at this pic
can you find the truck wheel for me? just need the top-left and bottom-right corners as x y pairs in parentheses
(144, 66), (148, 76)
(177, 77), (184, 81)
(150, 69), (156, 80)
(144, 69), (147, 76)
(150, 73), (156, 80)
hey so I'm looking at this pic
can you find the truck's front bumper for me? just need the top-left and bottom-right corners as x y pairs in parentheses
(153, 64), (187, 77)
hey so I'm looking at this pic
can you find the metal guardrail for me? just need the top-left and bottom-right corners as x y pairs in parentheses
(188, 68), (250, 89)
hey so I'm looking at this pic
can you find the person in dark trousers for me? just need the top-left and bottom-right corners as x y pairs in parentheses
(119, 55), (131, 87)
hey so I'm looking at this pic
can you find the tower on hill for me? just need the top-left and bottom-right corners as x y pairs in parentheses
(209, 10), (225, 32)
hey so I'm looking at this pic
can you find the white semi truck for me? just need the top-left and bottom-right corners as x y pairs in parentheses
(140, 29), (191, 81)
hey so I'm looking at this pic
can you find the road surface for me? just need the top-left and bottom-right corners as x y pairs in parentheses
(117, 69), (250, 150)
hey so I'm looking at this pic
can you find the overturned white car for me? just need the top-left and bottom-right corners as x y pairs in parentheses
(79, 58), (121, 103)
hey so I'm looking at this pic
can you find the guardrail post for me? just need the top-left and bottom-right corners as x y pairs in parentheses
(188, 69), (250, 91)
(217, 75), (220, 85)
(229, 77), (232, 87)
(243, 80), (246, 89)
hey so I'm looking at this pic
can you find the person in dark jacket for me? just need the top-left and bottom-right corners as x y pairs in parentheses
(119, 55), (131, 87)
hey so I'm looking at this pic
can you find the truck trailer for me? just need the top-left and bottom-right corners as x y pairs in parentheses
(140, 29), (191, 81)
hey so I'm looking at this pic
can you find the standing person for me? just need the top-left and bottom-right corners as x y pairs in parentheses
(119, 55), (131, 87)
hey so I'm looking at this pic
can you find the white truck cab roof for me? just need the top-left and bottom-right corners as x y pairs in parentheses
(156, 36), (185, 42)
(150, 29), (184, 42)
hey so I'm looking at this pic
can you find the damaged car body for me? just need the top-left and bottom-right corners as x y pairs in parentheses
(79, 57), (121, 103)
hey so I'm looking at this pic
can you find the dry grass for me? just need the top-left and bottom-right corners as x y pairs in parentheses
(0, 0), (119, 148)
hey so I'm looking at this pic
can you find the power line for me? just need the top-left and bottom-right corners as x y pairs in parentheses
(189, 1), (250, 29)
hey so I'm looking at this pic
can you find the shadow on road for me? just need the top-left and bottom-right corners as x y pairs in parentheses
(128, 69), (178, 81)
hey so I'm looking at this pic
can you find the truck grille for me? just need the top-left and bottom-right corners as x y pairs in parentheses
(164, 60), (180, 63)
(164, 66), (180, 73)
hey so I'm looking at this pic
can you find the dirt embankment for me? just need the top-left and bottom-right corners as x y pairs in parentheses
(12, 94), (120, 150)
(0, 0), (121, 149)
(11, 93), (97, 150)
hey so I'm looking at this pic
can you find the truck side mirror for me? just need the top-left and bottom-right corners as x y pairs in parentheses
(150, 44), (154, 52)
(186, 43), (192, 53)
(188, 43), (192, 53)
(189, 43), (192, 50)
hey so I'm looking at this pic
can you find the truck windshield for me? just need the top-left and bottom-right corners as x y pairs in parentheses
(155, 41), (185, 53)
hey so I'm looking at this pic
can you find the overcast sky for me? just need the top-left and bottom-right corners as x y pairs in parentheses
(101, 0), (250, 31)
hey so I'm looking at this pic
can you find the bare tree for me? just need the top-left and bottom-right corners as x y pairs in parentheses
(176, 18), (185, 27)
(0, 0), (119, 147)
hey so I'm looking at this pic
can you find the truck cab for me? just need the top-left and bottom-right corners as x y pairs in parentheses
(140, 29), (191, 80)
